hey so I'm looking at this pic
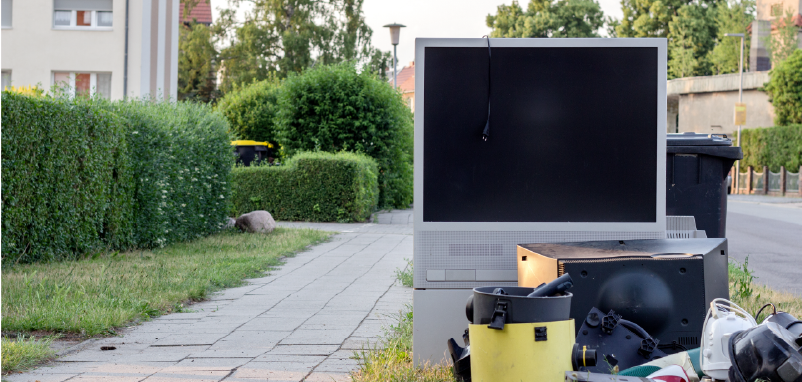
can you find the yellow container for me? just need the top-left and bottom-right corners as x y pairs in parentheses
(469, 320), (576, 382)
(230, 140), (274, 148)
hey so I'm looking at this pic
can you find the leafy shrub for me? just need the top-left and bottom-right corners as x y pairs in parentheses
(217, 78), (281, 144)
(1, 93), (233, 264)
(105, 100), (234, 248)
(231, 152), (378, 222)
(1, 93), (134, 263)
(274, 63), (413, 208)
(764, 49), (802, 126)
(737, 125), (802, 172)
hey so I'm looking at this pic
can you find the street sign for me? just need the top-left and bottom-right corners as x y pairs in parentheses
(734, 103), (747, 125)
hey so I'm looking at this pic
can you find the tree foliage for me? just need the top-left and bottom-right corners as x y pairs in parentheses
(667, 3), (717, 78)
(708, 0), (754, 74)
(274, 63), (413, 208)
(215, 0), (387, 93)
(487, 0), (605, 38)
(178, 22), (220, 103)
(216, 76), (282, 143)
(764, 49), (802, 126)
(766, 8), (800, 67)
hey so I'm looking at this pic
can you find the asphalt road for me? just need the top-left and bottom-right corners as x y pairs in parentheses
(726, 195), (802, 297)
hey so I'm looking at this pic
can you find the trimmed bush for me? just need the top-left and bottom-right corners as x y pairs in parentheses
(738, 125), (802, 172)
(231, 152), (378, 222)
(1, 93), (134, 263)
(104, 100), (234, 248)
(217, 78), (281, 144)
(274, 63), (413, 208)
(1, 93), (233, 264)
(764, 47), (802, 126)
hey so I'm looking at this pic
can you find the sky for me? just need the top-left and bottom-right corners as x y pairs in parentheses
(210, 0), (625, 69)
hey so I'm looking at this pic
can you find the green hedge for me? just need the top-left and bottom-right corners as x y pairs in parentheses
(1, 93), (233, 264)
(737, 125), (802, 172)
(231, 152), (378, 222)
(1, 93), (134, 263)
(274, 63), (413, 209)
(216, 79), (281, 144)
(106, 100), (233, 248)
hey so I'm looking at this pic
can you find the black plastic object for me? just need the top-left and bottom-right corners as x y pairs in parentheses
(667, 133), (743, 238)
(448, 329), (472, 382)
(572, 343), (598, 370)
(767, 312), (802, 338)
(575, 307), (668, 373)
(519, 239), (730, 350)
(728, 322), (802, 382)
(528, 273), (574, 297)
(470, 287), (572, 328)
(233, 145), (268, 166)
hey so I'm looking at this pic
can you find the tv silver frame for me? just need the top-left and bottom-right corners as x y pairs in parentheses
(412, 38), (668, 364)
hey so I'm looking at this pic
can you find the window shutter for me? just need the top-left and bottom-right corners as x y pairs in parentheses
(54, 0), (112, 11)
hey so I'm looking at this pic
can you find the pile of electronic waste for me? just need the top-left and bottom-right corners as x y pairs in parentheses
(447, 239), (802, 382)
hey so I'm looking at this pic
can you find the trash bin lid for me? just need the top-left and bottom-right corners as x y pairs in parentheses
(231, 140), (272, 147)
(667, 132), (732, 146)
(667, 133), (743, 159)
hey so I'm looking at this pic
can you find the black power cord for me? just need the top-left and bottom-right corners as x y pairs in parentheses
(482, 36), (491, 141)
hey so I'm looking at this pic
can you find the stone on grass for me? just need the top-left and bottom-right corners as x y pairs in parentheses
(236, 211), (276, 233)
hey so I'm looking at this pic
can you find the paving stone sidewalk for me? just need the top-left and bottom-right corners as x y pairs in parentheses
(7, 210), (414, 382)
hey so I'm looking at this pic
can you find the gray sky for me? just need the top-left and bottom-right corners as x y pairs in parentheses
(210, 0), (624, 69)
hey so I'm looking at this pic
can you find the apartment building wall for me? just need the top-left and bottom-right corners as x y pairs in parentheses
(1, 0), (178, 100)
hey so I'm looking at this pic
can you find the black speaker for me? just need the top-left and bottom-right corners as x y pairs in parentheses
(517, 239), (729, 350)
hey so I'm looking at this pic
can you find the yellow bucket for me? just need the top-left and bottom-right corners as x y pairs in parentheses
(469, 320), (576, 382)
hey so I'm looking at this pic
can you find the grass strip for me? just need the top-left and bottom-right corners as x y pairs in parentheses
(352, 260), (802, 382)
(1, 335), (56, 375)
(351, 305), (453, 382)
(2, 228), (330, 336)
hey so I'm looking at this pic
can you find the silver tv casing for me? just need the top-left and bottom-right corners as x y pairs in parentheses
(412, 38), (668, 364)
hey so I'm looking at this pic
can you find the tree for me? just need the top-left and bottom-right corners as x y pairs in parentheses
(274, 62), (413, 208)
(487, 0), (605, 38)
(766, 9), (800, 67)
(216, 0), (387, 93)
(616, 0), (718, 38)
(764, 49), (802, 125)
(667, 3), (717, 78)
(708, 0), (754, 74)
(216, 76), (282, 143)
(178, 22), (220, 102)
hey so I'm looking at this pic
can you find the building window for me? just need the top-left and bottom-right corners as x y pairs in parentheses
(1, 0), (12, 28)
(53, 0), (112, 29)
(2, 70), (11, 90)
(52, 72), (111, 99)
(770, 3), (783, 17)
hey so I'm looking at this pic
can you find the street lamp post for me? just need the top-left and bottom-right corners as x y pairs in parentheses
(725, 33), (745, 194)
(383, 23), (406, 88)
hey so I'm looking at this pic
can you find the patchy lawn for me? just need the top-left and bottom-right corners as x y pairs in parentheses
(2, 228), (330, 336)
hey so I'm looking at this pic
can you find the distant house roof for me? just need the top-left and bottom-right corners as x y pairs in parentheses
(181, 0), (213, 26)
(392, 61), (414, 93)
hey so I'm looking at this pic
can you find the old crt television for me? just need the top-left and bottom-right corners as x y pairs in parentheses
(412, 38), (668, 363)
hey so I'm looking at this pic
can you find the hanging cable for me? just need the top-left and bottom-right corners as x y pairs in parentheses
(482, 36), (491, 141)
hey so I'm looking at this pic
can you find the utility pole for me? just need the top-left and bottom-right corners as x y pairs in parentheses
(383, 23), (406, 88)
(726, 33), (745, 193)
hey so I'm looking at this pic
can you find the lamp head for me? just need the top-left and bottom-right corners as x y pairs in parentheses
(383, 23), (406, 45)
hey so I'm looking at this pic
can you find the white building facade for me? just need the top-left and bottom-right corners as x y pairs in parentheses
(1, 0), (178, 100)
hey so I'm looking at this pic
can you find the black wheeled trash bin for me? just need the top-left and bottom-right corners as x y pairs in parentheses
(666, 132), (743, 238)
(232, 140), (270, 166)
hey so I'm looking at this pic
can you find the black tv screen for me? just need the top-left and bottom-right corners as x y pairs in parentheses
(422, 46), (658, 223)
